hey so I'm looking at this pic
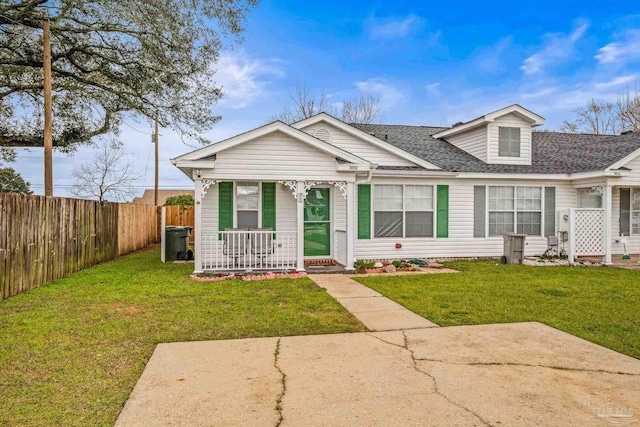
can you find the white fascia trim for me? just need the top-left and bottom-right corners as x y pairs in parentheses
(173, 159), (215, 168)
(485, 104), (545, 125)
(456, 172), (571, 180)
(171, 121), (373, 167)
(607, 147), (640, 170)
(433, 104), (545, 139)
(290, 113), (441, 170)
(372, 170), (458, 177)
(571, 170), (630, 180)
(456, 170), (628, 181)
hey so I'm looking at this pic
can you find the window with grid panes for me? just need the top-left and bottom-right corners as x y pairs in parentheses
(633, 189), (640, 235)
(488, 186), (542, 236)
(498, 127), (521, 157)
(373, 185), (434, 237)
(236, 182), (259, 228)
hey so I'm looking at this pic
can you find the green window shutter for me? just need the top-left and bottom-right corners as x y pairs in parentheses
(262, 182), (276, 233)
(358, 184), (371, 239)
(218, 182), (234, 237)
(544, 187), (556, 237)
(436, 185), (449, 238)
(474, 186), (486, 238)
(620, 188), (631, 236)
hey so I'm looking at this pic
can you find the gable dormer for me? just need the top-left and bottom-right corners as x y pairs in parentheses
(433, 105), (545, 166)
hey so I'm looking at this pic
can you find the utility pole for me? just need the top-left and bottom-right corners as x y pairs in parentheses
(43, 19), (53, 197)
(154, 111), (159, 206)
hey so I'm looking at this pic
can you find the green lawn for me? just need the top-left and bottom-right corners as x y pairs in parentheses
(0, 247), (364, 426)
(354, 261), (640, 359)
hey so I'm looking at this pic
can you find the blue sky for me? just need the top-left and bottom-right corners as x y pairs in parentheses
(11, 0), (640, 197)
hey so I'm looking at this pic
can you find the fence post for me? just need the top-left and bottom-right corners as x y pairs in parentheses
(568, 208), (575, 264)
(603, 185), (613, 265)
(161, 206), (166, 263)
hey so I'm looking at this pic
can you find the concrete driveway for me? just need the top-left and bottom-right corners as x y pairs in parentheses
(115, 322), (640, 427)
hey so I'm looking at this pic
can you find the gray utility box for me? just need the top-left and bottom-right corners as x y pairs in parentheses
(502, 233), (527, 264)
(165, 226), (191, 262)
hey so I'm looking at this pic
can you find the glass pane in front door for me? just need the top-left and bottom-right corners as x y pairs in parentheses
(304, 188), (330, 256)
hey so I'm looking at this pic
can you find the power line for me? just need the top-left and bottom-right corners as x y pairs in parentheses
(122, 121), (153, 135)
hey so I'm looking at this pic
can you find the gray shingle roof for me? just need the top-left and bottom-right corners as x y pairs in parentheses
(351, 123), (640, 174)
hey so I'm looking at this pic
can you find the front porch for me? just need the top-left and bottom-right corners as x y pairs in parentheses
(193, 179), (357, 273)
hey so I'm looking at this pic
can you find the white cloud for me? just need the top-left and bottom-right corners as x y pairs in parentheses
(594, 74), (637, 90)
(355, 78), (405, 109)
(366, 14), (424, 40)
(520, 87), (558, 100)
(520, 20), (589, 75)
(475, 37), (512, 73)
(425, 82), (441, 96)
(595, 29), (640, 64)
(214, 52), (286, 109)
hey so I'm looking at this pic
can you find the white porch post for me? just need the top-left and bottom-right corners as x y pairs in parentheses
(603, 184), (613, 265)
(194, 178), (203, 273)
(345, 182), (356, 272)
(296, 180), (305, 272)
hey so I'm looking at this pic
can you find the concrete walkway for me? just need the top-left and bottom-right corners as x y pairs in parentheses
(115, 322), (640, 426)
(310, 274), (438, 331)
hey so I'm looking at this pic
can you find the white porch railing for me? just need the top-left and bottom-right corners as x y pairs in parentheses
(201, 230), (297, 271)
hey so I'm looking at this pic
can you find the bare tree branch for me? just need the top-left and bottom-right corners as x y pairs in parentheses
(559, 99), (620, 135)
(68, 139), (140, 202)
(617, 82), (640, 132)
(269, 79), (382, 124)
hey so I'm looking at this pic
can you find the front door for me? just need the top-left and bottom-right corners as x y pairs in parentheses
(304, 188), (331, 257)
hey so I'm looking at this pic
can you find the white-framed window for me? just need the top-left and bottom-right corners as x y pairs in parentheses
(488, 186), (542, 236)
(577, 188), (603, 208)
(236, 182), (259, 228)
(498, 127), (521, 157)
(374, 184), (434, 238)
(633, 188), (640, 235)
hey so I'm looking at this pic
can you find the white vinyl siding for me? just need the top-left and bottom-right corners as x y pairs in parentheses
(444, 126), (487, 162)
(487, 113), (532, 165)
(609, 153), (640, 253)
(300, 122), (417, 167)
(355, 178), (575, 259)
(210, 130), (346, 181)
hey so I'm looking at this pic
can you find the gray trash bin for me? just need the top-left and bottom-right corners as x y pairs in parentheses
(502, 233), (527, 264)
(165, 226), (191, 261)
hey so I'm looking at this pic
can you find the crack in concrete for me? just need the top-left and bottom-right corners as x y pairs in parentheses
(366, 332), (493, 427)
(414, 358), (640, 376)
(274, 338), (286, 427)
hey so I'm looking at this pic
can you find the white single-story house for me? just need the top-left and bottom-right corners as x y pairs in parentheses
(171, 104), (640, 273)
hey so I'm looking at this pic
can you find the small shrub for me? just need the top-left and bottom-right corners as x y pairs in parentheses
(165, 194), (195, 206)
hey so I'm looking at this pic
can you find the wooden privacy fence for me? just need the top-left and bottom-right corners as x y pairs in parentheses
(119, 203), (160, 254)
(0, 193), (160, 301)
(164, 205), (195, 242)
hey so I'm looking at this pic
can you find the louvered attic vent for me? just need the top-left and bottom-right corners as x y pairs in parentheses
(313, 128), (332, 143)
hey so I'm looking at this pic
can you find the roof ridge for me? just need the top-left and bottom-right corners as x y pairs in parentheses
(533, 130), (618, 137)
(351, 122), (448, 128)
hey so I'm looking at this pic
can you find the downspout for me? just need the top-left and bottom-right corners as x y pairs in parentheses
(355, 165), (377, 183)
